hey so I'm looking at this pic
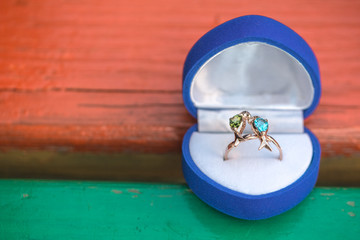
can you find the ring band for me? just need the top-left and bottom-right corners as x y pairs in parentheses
(224, 111), (283, 161)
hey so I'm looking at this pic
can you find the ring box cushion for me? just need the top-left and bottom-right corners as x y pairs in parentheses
(182, 15), (321, 220)
(189, 132), (313, 195)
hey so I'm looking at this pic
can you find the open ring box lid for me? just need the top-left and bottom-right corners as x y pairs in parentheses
(182, 15), (321, 220)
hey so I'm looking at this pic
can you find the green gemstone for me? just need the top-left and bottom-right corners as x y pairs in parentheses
(229, 114), (242, 128)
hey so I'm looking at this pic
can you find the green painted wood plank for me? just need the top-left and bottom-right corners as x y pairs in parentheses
(0, 180), (359, 239)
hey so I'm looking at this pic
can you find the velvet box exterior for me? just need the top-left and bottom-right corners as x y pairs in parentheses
(181, 15), (321, 220)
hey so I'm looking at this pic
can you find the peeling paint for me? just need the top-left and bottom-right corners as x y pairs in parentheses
(128, 189), (141, 194)
(22, 193), (29, 198)
(320, 193), (335, 196)
(111, 189), (123, 194)
(348, 212), (355, 217)
(346, 201), (355, 207)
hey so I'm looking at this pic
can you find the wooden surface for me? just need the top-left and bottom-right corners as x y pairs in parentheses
(0, 179), (359, 239)
(0, 0), (360, 183)
(0, 150), (359, 186)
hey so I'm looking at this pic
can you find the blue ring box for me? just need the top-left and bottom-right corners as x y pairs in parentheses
(182, 15), (321, 220)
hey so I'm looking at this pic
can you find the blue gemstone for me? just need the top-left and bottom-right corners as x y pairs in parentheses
(254, 118), (268, 132)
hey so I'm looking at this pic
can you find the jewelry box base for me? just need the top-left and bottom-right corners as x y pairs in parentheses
(182, 124), (321, 220)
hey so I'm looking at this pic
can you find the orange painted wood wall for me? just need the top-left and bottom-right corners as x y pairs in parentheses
(0, 0), (359, 175)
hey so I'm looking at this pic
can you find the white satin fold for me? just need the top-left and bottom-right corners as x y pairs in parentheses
(190, 42), (314, 111)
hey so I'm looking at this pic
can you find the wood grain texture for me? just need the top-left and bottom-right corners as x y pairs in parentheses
(0, 149), (359, 186)
(0, 150), (185, 183)
(0, 0), (359, 182)
(0, 179), (359, 239)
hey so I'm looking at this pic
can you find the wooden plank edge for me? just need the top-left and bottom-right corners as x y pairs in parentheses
(0, 149), (359, 186)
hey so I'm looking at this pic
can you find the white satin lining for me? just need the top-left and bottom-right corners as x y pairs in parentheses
(189, 132), (313, 195)
(190, 42), (314, 111)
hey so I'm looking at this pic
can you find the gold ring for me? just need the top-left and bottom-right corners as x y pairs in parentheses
(224, 111), (283, 161)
